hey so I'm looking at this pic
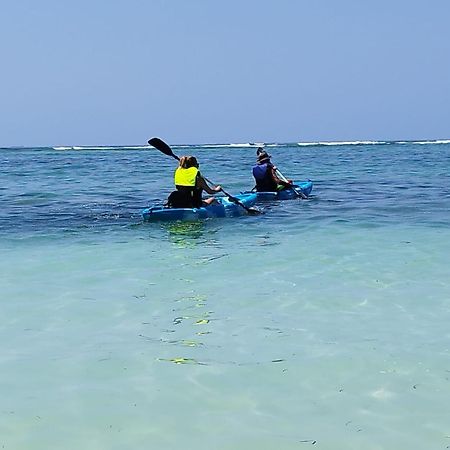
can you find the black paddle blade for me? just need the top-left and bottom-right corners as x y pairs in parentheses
(224, 192), (263, 215)
(148, 137), (179, 160)
(246, 207), (263, 215)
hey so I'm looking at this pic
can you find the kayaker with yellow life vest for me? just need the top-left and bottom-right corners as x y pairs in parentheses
(166, 156), (222, 208)
(252, 149), (292, 192)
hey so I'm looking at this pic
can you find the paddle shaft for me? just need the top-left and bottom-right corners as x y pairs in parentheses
(275, 168), (307, 199)
(218, 188), (256, 214)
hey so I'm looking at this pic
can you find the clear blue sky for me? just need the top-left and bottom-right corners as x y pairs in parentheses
(1, 0), (449, 146)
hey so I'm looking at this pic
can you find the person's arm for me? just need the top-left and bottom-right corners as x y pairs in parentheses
(270, 166), (291, 187)
(197, 174), (221, 194)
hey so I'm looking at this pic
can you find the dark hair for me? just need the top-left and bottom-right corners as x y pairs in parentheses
(179, 156), (199, 169)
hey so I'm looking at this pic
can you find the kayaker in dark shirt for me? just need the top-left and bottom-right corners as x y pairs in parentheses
(166, 156), (221, 208)
(252, 149), (292, 192)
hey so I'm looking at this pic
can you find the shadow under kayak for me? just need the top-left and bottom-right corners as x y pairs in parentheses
(142, 193), (258, 222)
(244, 180), (313, 200)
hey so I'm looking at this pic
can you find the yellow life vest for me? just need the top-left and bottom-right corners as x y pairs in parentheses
(174, 167), (198, 187)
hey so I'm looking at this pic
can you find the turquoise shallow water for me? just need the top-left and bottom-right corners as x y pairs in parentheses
(1, 142), (450, 449)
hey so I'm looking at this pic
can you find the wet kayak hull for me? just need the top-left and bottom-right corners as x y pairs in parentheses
(142, 193), (258, 222)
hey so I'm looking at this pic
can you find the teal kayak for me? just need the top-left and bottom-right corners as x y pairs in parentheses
(245, 180), (313, 200)
(142, 193), (258, 222)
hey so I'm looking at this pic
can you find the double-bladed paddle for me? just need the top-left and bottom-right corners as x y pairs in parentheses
(148, 138), (262, 215)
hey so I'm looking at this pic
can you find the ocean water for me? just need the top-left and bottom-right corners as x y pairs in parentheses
(1, 141), (450, 450)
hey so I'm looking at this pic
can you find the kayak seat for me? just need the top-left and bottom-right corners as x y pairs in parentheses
(166, 190), (191, 208)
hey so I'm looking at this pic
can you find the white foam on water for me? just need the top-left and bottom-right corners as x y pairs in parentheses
(52, 140), (450, 151)
(56, 146), (144, 150)
(297, 140), (387, 146)
(411, 139), (450, 145)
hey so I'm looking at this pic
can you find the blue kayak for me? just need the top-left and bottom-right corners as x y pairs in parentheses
(142, 193), (258, 222)
(245, 180), (313, 200)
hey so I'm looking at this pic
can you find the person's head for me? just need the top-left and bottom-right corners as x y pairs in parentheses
(256, 150), (271, 164)
(179, 156), (199, 169)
